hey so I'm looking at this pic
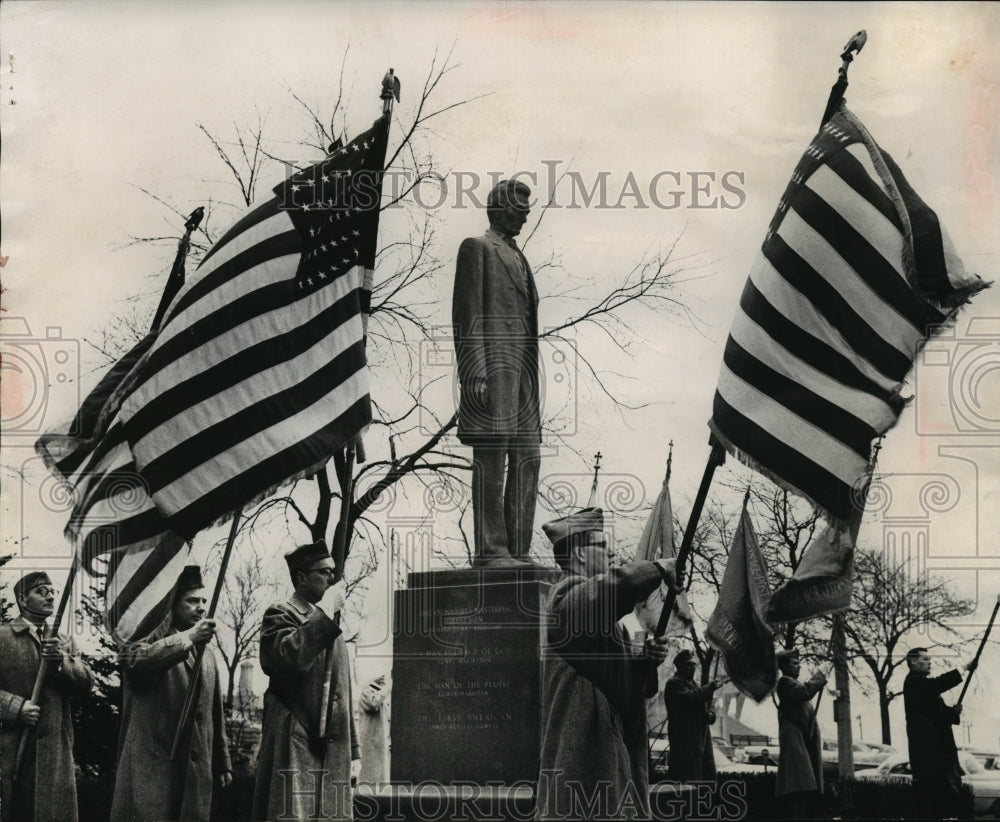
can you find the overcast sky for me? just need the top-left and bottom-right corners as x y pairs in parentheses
(2, 1), (999, 748)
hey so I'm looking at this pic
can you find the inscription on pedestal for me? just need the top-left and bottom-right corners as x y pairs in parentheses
(391, 574), (557, 784)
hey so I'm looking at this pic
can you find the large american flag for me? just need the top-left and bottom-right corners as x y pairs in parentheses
(37, 334), (190, 643)
(120, 114), (389, 539)
(36, 114), (390, 642)
(710, 104), (988, 524)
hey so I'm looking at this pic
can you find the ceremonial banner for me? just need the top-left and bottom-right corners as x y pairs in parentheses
(633, 464), (692, 637)
(766, 521), (853, 625)
(766, 478), (867, 624)
(706, 505), (775, 701)
(119, 115), (390, 538)
(710, 104), (988, 525)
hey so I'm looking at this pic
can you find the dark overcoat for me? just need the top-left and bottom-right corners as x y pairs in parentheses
(663, 676), (717, 781)
(775, 674), (824, 797)
(251, 593), (358, 822)
(452, 228), (540, 445)
(903, 668), (963, 786)
(535, 562), (665, 821)
(0, 618), (93, 822)
(109, 626), (231, 822)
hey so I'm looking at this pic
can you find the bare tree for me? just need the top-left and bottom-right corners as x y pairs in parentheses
(212, 549), (272, 710)
(85, 53), (705, 704)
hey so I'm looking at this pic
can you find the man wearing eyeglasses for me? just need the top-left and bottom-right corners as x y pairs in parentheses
(0, 571), (93, 822)
(252, 539), (359, 822)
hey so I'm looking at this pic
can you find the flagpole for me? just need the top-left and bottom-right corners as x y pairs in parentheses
(170, 506), (242, 760)
(150, 206), (203, 332)
(655, 436), (726, 638)
(956, 593), (1000, 707)
(821, 30), (867, 126)
(316, 68), (398, 740)
(586, 451), (602, 508)
(12, 555), (81, 782)
(317, 440), (357, 739)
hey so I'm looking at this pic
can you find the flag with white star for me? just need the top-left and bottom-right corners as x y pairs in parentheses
(118, 114), (390, 538)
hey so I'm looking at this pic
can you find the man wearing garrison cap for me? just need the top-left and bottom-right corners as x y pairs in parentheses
(774, 648), (828, 819)
(0, 571), (93, 822)
(110, 565), (232, 822)
(252, 540), (359, 822)
(452, 178), (541, 568)
(663, 649), (721, 782)
(534, 509), (678, 820)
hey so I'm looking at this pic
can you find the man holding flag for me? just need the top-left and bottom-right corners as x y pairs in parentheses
(774, 649), (827, 819)
(0, 571), (93, 822)
(535, 508), (676, 820)
(663, 649), (721, 783)
(903, 648), (977, 820)
(252, 540), (358, 822)
(110, 565), (231, 822)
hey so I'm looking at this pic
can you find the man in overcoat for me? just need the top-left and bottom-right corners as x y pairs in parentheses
(903, 647), (975, 820)
(0, 570), (93, 822)
(110, 565), (232, 822)
(252, 540), (359, 822)
(663, 649), (720, 782)
(774, 649), (827, 819)
(452, 178), (540, 567)
(535, 508), (676, 820)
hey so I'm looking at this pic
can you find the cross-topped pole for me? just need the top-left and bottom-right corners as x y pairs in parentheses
(587, 452), (603, 508)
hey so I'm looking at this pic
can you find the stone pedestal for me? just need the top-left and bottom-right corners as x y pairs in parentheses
(390, 568), (561, 785)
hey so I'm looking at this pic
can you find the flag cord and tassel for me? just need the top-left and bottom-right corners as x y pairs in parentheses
(956, 593), (1000, 707)
(655, 436), (726, 638)
(12, 555), (81, 782)
(170, 506), (243, 760)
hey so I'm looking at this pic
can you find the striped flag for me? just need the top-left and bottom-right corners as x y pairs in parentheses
(119, 114), (390, 538)
(36, 334), (190, 644)
(710, 104), (988, 524)
(633, 457), (693, 637)
(705, 504), (775, 701)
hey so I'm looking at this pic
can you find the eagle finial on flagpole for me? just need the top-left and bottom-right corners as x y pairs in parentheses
(838, 31), (867, 81)
(381, 68), (401, 116)
(665, 440), (674, 483)
(822, 30), (867, 125)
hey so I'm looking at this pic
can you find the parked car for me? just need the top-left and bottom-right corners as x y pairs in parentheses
(714, 745), (770, 775)
(961, 747), (1000, 771)
(649, 732), (670, 778)
(855, 751), (1000, 819)
(734, 744), (779, 767)
(713, 736), (735, 760)
(821, 739), (892, 770)
(649, 737), (769, 778)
